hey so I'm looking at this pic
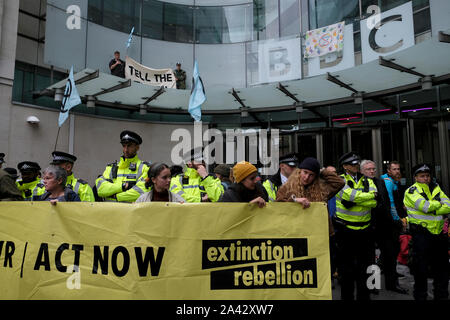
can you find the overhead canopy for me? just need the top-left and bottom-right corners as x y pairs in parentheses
(43, 36), (450, 115)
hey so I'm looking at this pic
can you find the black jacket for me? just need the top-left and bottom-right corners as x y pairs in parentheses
(36, 188), (81, 202)
(371, 176), (398, 232)
(219, 182), (269, 203)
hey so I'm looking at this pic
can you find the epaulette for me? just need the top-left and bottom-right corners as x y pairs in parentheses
(143, 161), (152, 167)
(37, 183), (45, 188)
(77, 179), (88, 185)
(408, 186), (417, 194)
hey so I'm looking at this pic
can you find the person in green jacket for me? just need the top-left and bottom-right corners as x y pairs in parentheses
(169, 147), (224, 203)
(403, 163), (450, 300)
(51, 151), (95, 202)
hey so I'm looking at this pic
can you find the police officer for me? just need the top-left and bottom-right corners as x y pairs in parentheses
(0, 153), (5, 169)
(16, 161), (45, 200)
(95, 131), (150, 202)
(169, 147), (224, 203)
(334, 151), (378, 300)
(403, 164), (450, 300)
(263, 153), (299, 202)
(51, 151), (95, 202)
(174, 62), (186, 90)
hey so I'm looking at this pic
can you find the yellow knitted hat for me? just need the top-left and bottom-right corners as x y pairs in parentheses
(233, 161), (257, 183)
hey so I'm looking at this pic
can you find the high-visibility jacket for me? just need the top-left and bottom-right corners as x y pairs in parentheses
(66, 173), (95, 202)
(403, 182), (450, 235)
(16, 178), (45, 201)
(95, 155), (150, 203)
(169, 167), (224, 203)
(335, 173), (378, 230)
(263, 179), (278, 202)
(263, 171), (283, 202)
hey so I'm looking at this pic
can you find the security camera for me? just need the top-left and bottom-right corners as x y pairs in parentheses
(26, 116), (40, 124)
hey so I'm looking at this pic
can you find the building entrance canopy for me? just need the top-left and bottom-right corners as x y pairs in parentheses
(42, 36), (450, 116)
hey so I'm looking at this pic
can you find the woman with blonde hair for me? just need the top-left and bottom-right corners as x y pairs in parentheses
(276, 157), (345, 235)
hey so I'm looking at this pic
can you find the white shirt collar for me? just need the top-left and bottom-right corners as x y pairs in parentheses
(281, 173), (288, 185)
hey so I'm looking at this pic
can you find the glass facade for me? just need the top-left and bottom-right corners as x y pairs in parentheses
(87, 0), (299, 44)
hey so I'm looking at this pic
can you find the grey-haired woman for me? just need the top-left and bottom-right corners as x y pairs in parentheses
(36, 165), (80, 203)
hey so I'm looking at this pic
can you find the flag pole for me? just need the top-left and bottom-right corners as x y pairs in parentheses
(54, 126), (61, 151)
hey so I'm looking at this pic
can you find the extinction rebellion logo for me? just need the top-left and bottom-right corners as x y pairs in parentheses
(202, 239), (317, 290)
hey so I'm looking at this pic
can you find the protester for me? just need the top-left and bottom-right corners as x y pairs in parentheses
(403, 163), (450, 300)
(0, 168), (22, 201)
(51, 151), (95, 202)
(95, 131), (150, 202)
(263, 153), (299, 202)
(169, 147), (224, 203)
(219, 161), (268, 207)
(276, 157), (345, 236)
(136, 163), (184, 203)
(37, 165), (80, 203)
(16, 161), (45, 200)
(214, 164), (232, 190)
(109, 51), (125, 78)
(174, 62), (186, 89)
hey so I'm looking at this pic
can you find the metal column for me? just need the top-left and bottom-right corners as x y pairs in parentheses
(346, 127), (352, 152)
(371, 128), (383, 175)
(438, 120), (450, 193)
(316, 133), (323, 166)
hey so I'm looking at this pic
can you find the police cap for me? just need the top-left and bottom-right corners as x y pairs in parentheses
(183, 147), (204, 163)
(51, 151), (77, 164)
(339, 151), (360, 166)
(279, 153), (300, 167)
(412, 163), (431, 176)
(0, 153), (4, 164)
(17, 161), (41, 172)
(120, 130), (142, 145)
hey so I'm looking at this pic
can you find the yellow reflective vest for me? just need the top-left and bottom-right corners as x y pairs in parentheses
(403, 182), (450, 235)
(169, 167), (224, 203)
(66, 174), (95, 202)
(335, 173), (378, 230)
(16, 178), (45, 201)
(95, 155), (150, 203)
(263, 179), (278, 202)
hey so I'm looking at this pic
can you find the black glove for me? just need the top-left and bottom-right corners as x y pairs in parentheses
(122, 181), (136, 191)
(341, 199), (356, 209)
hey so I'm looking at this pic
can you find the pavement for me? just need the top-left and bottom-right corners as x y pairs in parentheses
(331, 262), (450, 300)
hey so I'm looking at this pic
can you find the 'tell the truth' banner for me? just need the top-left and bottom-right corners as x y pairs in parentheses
(125, 56), (176, 88)
(0, 202), (331, 300)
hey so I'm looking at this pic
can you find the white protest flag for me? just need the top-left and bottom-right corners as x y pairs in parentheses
(125, 56), (176, 88)
(58, 66), (81, 127)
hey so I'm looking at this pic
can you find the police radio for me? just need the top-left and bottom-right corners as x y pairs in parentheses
(129, 163), (137, 171)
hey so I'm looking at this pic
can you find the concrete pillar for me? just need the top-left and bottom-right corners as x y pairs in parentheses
(0, 0), (20, 163)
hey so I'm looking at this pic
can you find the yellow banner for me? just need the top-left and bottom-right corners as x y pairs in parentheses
(0, 202), (331, 300)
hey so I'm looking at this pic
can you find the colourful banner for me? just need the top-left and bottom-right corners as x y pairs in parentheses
(0, 202), (331, 300)
(304, 22), (345, 58)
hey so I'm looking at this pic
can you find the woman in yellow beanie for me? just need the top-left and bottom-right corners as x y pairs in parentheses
(219, 161), (268, 208)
